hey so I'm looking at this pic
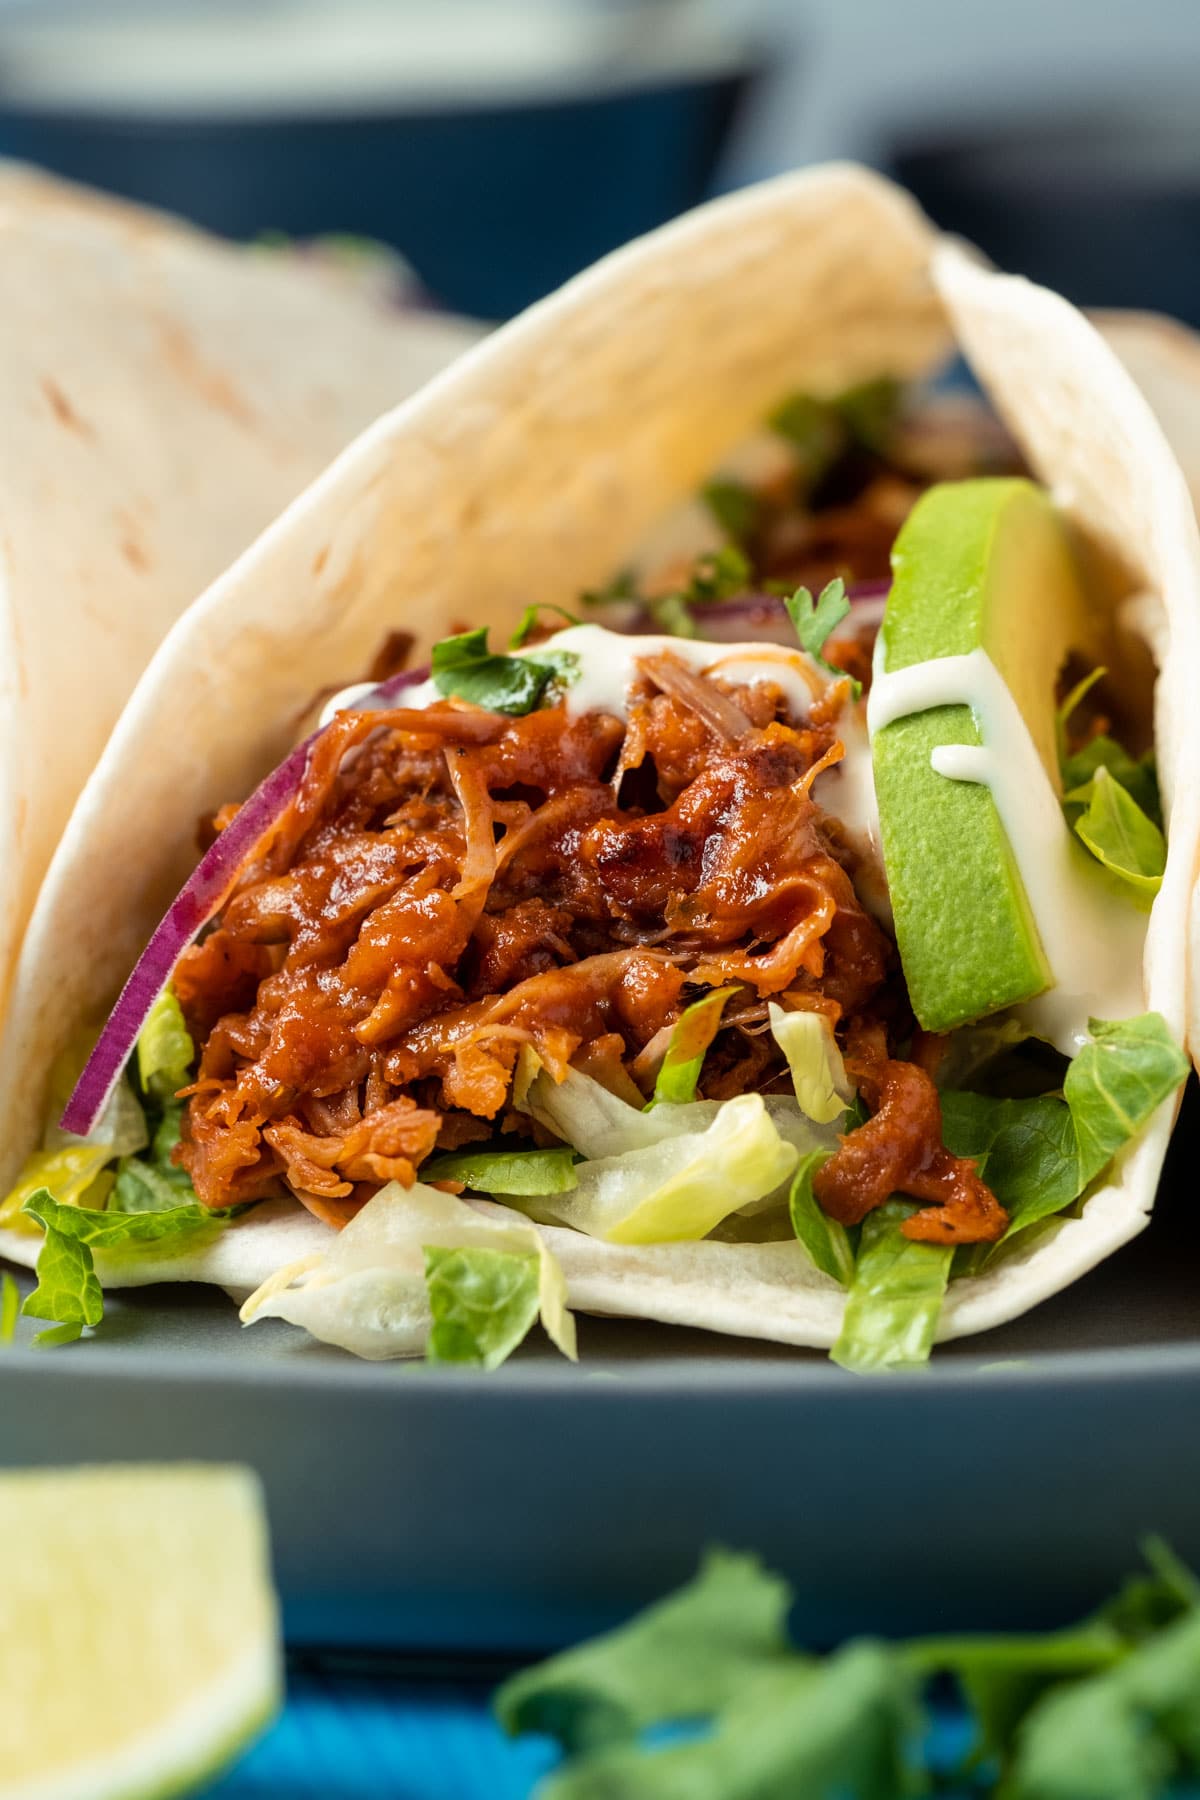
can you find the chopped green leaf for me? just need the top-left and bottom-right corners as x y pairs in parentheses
(788, 1151), (854, 1286)
(768, 1003), (851, 1125)
(701, 480), (761, 544)
(1062, 736), (1161, 828)
(23, 1188), (227, 1251)
(941, 1012), (1186, 1267)
(31, 1322), (84, 1348)
(0, 1143), (112, 1228)
(1065, 1013), (1188, 1189)
(906, 1620), (1123, 1765)
(1006, 1608), (1200, 1800)
(423, 1244), (541, 1370)
(831, 1200), (953, 1373)
(135, 986), (195, 1105)
(784, 578), (861, 694)
(19, 1186), (238, 1338)
(540, 1646), (919, 1800)
(495, 1548), (795, 1753)
(521, 1095), (798, 1245)
(508, 602), (581, 648)
(431, 627), (577, 715)
(0, 1271), (19, 1345)
(941, 1091), (1079, 1243)
(1067, 767), (1165, 903)
(420, 1144), (578, 1197)
(650, 990), (734, 1108)
(21, 1210), (103, 1332)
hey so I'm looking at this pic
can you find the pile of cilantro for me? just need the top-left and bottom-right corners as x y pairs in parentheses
(497, 1542), (1200, 1797)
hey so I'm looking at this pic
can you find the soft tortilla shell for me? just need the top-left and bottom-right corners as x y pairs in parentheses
(0, 164), (478, 1030)
(3, 169), (1197, 1353)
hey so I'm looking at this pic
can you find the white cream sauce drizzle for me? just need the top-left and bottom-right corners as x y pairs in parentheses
(320, 623), (884, 888)
(867, 645), (1147, 1054)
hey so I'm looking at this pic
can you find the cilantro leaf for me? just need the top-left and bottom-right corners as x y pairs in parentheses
(1006, 1609), (1200, 1800)
(788, 1150), (854, 1287)
(496, 1548), (795, 1753)
(422, 1244), (541, 1370)
(784, 578), (861, 693)
(1066, 767), (1165, 904)
(540, 1647), (919, 1800)
(431, 627), (577, 715)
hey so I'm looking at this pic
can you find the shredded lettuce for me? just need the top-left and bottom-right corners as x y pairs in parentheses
(135, 987), (195, 1105)
(650, 989), (734, 1107)
(0, 1271), (19, 1345)
(788, 1151), (854, 1286)
(19, 1187), (236, 1341)
(516, 1095), (798, 1245)
(1066, 767), (1166, 904)
(521, 1058), (831, 1168)
(0, 1145), (112, 1232)
(768, 1003), (851, 1125)
(831, 1201), (953, 1374)
(424, 1244), (542, 1371)
(242, 1182), (576, 1366)
(421, 1144), (578, 1197)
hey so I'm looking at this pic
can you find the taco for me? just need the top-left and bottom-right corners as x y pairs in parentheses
(0, 164), (478, 1028)
(1, 164), (1196, 1372)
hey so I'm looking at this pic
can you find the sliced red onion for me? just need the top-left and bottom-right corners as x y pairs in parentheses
(61, 665), (428, 1139)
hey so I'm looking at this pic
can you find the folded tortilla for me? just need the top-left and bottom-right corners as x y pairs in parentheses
(3, 163), (1197, 1351)
(0, 163), (478, 1028)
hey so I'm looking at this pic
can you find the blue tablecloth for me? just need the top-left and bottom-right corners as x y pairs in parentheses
(202, 1673), (557, 1800)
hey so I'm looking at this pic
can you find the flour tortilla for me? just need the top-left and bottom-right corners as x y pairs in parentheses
(2, 165), (1197, 1353)
(0, 163), (479, 1035)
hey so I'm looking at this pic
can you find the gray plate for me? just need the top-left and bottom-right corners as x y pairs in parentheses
(3, 1088), (1199, 1653)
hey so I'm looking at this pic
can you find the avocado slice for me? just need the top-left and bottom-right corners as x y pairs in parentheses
(872, 478), (1091, 1033)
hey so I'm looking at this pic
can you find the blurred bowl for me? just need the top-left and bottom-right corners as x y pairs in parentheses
(0, 1), (760, 318)
(892, 104), (1200, 327)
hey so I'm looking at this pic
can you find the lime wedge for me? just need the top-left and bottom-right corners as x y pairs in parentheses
(0, 1464), (281, 1800)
